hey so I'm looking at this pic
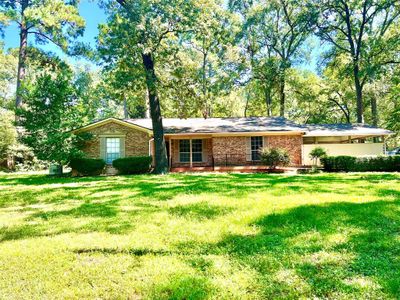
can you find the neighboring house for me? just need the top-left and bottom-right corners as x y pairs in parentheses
(73, 117), (392, 171)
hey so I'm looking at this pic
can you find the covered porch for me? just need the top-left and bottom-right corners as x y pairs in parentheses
(302, 135), (387, 166)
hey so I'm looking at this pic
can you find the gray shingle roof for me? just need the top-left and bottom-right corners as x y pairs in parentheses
(125, 117), (392, 136)
(304, 123), (392, 136)
(127, 117), (305, 133)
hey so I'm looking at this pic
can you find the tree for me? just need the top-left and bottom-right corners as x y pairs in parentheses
(0, 0), (85, 114)
(0, 109), (17, 159)
(18, 64), (84, 169)
(309, 146), (327, 166)
(232, 0), (316, 117)
(0, 44), (17, 110)
(315, 0), (400, 123)
(186, 0), (236, 118)
(99, 0), (201, 174)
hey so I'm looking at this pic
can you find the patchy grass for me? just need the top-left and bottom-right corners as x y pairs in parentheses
(0, 172), (399, 299)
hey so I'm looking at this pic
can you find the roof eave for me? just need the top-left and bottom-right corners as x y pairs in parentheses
(72, 118), (153, 135)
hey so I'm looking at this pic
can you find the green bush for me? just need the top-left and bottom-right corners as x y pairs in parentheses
(309, 147), (327, 166)
(320, 156), (356, 172)
(112, 156), (152, 174)
(321, 155), (400, 172)
(260, 147), (291, 169)
(69, 158), (106, 176)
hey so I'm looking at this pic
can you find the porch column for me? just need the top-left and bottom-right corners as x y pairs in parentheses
(189, 139), (193, 168)
(169, 138), (172, 169)
(382, 135), (386, 154)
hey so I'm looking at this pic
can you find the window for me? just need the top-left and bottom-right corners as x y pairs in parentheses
(179, 139), (203, 163)
(179, 140), (190, 162)
(251, 136), (263, 161)
(106, 138), (120, 164)
(192, 139), (203, 162)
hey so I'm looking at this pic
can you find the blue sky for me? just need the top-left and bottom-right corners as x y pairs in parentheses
(1, 1), (321, 72)
(2, 0), (106, 67)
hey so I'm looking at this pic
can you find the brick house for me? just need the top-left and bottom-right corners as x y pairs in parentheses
(73, 117), (392, 171)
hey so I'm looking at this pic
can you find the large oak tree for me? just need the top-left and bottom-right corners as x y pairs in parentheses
(99, 0), (201, 174)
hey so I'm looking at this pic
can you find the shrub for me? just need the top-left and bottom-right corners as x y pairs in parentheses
(309, 147), (327, 166)
(260, 147), (291, 169)
(8, 143), (47, 172)
(69, 158), (106, 176)
(0, 110), (17, 159)
(320, 155), (356, 172)
(321, 155), (400, 172)
(112, 156), (152, 174)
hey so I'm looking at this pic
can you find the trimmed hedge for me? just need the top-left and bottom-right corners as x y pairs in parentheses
(321, 155), (400, 172)
(70, 158), (106, 176)
(112, 156), (152, 174)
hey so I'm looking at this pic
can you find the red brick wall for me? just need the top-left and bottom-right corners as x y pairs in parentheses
(265, 135), (303, 166)
(81, 122), (151, 158)
(212, 136), (248, 166)
(211, 135), (303, 166)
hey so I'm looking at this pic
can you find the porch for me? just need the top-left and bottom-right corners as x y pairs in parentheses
(164, 134), (303, 170)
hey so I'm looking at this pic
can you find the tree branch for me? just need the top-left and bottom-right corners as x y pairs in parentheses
(28, 31), (63, 48)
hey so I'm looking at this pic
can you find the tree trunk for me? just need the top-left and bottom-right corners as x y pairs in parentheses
(145, 90), (150, 118)
(123, 95), (128, 119)
(141, 52), (168, 174)
(265, 86), (272, 117)
(16, 0), (29, 120)
(353, 64), (364, 123)
(244, 90), (250, 117)
(371, 94), (378, 127)
(201, 45), (208, 119)
(279, 72), (285, 117)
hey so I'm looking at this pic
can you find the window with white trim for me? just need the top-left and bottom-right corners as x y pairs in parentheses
(106, 138), (120, 164)
(179, 139), (203, 163)
(191, 139), (203, 162)
(251, 136), (263, 161)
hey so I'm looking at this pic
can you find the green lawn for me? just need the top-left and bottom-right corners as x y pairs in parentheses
(0, 173), (399, 299)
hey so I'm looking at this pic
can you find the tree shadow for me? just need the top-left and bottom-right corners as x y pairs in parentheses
(168, 202), (234, 220)
(148, 274), (211, 300)
(31, 200), (119, 220)
(207, 198), (400, 298)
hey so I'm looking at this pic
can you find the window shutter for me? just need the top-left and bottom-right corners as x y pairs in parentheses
(246, 137), (252, 161)
(120, 137), (125, 158)
(263, 136), (268, 149)
(100, 137), (106, 160)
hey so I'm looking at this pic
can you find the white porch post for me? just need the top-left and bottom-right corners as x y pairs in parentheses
(382, 135), (386, 154)
(189, 139), (193, 168)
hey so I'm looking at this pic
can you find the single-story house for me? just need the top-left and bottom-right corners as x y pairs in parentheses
(73, 117), (392, 171)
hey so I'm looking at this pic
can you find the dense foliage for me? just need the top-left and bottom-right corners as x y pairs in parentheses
(261, 147), (291, 169)
(0, 109), (16, 159)
(309, 146), (327, 166)
(0, 0), (399, 171)
(69, 158), (106, 176)
(18, 64), (85, 165)
(321, 155), (400, 172)
(112, 156), (152, 175)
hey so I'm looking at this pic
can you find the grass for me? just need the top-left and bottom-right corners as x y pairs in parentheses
(0, 172), (399, 299)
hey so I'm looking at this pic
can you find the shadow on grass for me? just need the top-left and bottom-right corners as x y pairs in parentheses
(149, 275), (211, 300)
(168, 202), (234, 220)
(73, 247), (171, 256)
(208, 199), (400, 298)
(31, 200), (119, 220)
(1, 173), (399, 209)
